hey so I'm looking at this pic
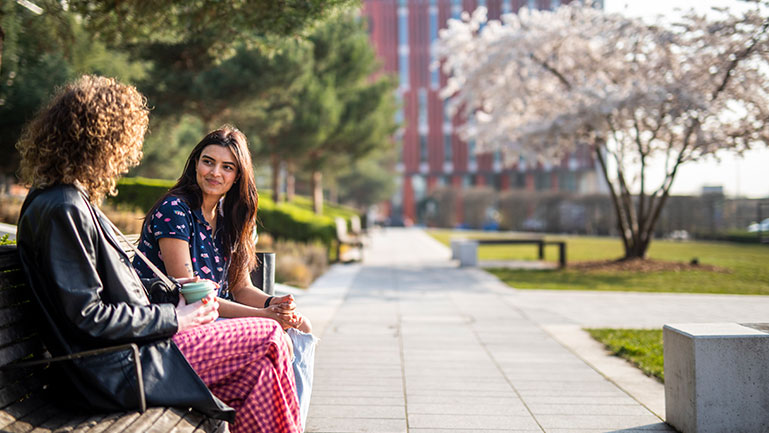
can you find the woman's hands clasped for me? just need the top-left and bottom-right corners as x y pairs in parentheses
(265, 294), (304, 330)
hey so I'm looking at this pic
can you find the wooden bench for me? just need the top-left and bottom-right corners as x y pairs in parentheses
(334, 217), (363, 263)
(0, 244), (225, 432)
(452, 237), (567, 268)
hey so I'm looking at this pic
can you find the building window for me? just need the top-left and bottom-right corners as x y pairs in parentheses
(412, 175), (426, 202)
(429, 3), (439, 89)
(559, 171), (577, 191)
(444, 135), (452, 163)
(418, 88), (427, 128)
(420, 134), (428, 163)
(468, 139), (476, 166)
(398, 6), (409, 90)
(502, 0), (512, 13)
(535, 171), (551, 190)
(551, 0), (560, 8)
(451, 0), (462, 19)
(463, 175), (473, 188)
(528, 0), (536, 9)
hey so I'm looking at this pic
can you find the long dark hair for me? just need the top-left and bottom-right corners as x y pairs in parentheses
(145, 125), (258, 289)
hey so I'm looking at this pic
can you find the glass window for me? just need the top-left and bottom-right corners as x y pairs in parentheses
(418, 88), (427, 128)
(551, 0), (560, 9)
(398, 7), (409, 89)
(429, 5), (439, 88)
(420, 135), (428, 163)
(451, 0), (462, 19)
(502, 0), (512, 13)
(412, 175), (427, 202)
(528, 0), (536, 9)
(468, 139), (476, 165)
(444, 135), (452, 162)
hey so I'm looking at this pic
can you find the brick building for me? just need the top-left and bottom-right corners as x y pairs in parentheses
(363, 0), (607, 226)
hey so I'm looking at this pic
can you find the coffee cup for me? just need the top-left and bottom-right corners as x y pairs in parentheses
(180, 280), (217, 303)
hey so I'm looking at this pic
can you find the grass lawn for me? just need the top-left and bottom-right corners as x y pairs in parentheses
(428, 229), (769, 295)
(586, 328), (664, 382)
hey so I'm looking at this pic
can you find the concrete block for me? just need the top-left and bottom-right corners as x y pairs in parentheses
(449, 238), (465, 260)
(664, 323), (769, 433)
(455, 240), (478, 267)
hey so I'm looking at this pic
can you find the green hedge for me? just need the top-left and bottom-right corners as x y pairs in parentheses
(111, 177), (355, 246)
(109, 177), (175, 212)
(257, 196), (336, 245)
(693, 230), (766, 244)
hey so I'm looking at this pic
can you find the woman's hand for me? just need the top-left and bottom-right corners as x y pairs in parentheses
(176, 294), (219, 332)
(264, 304), (301, 330)
(268, 294), (296, 312)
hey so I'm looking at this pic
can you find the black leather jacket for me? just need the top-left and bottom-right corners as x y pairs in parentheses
(17, 184), (235, 421)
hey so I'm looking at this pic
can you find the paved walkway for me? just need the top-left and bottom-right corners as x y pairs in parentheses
(296, 227), (769, 433)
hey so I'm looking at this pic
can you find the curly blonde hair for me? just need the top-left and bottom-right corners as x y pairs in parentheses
(16, 75), (149, 202)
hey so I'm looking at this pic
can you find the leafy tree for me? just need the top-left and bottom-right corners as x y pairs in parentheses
(437, 3), (769, 259)
(334, 147), (398, 209)
(0, 0), (145, 175)
(298, 13), (398, 214)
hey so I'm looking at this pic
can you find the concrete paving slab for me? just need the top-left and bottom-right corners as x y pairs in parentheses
(306, 417), (406, 433)
(408, 414), (542, 430)
(302, 228), (753, 432)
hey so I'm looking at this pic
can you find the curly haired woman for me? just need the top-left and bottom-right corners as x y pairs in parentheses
(15, 75), (302, 433)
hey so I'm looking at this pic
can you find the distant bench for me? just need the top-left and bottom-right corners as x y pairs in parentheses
(451, 237), (567, 268)
(0, 244), (225, 432)
(334, 217), (364, 263)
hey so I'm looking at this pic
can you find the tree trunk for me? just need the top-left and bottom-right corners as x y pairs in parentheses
(0, 24), (5, 77)
(285, 161), (295, 202)
(311, 171), (323, 215)
(270, 154), (282, 203)
(592, 139), (649, 260)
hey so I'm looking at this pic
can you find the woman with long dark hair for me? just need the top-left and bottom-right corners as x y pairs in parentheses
(134, 126), (315, 425)
(134, 126), (312, 329)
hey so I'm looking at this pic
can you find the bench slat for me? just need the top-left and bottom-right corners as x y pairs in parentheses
(91, 412), (140, 433)
(0, 271), (27, 294)
(145, 408), (191, 433)
(0, 370), (45, 409)
(0, 321), (37, 348)
(2, 399), (61, 433)
(0, 247), (20, 270)
(122, 407), (165, 433)
(0, 396), (48, 429)
(28, 412), (91, 433)
(69, 412), (124, 433)
(0, 305), (33, 331)
(0, 339), (45, 367)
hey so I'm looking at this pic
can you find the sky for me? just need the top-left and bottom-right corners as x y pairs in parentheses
(602, 0), (769, 199)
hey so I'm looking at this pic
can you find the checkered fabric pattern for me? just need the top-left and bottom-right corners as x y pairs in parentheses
(174, 318), (302, 433)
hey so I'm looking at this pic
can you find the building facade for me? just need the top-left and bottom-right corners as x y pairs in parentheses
(363, 0), (605, 226)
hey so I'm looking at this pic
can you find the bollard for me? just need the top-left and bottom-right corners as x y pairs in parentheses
(251, 252), (276, 295)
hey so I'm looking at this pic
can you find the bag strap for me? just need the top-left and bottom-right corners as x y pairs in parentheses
(99, 215), (177, 290)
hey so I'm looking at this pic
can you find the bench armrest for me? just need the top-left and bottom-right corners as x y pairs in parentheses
(2, 343), (146, 413)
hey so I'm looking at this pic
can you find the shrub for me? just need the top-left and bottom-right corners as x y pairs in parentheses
(0, 196), (22, 225)
(108, 177), (176, 213)
(270, 239), (328, 288)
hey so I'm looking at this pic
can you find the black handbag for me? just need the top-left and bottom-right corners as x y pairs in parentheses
(145, 277), (181, 305)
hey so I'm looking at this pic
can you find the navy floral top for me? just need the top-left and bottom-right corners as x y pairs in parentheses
(133, 195), (232, 298)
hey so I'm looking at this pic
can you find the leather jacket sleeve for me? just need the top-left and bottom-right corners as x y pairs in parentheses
(37, 199), (178, 343)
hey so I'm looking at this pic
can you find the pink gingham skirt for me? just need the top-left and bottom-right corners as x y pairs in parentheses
(173, 318), (302, 433)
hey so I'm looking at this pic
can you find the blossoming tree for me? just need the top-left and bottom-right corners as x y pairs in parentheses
(436, 2), (769, 259)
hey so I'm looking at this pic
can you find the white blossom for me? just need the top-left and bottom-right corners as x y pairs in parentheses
(436, 2), (769, 258)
